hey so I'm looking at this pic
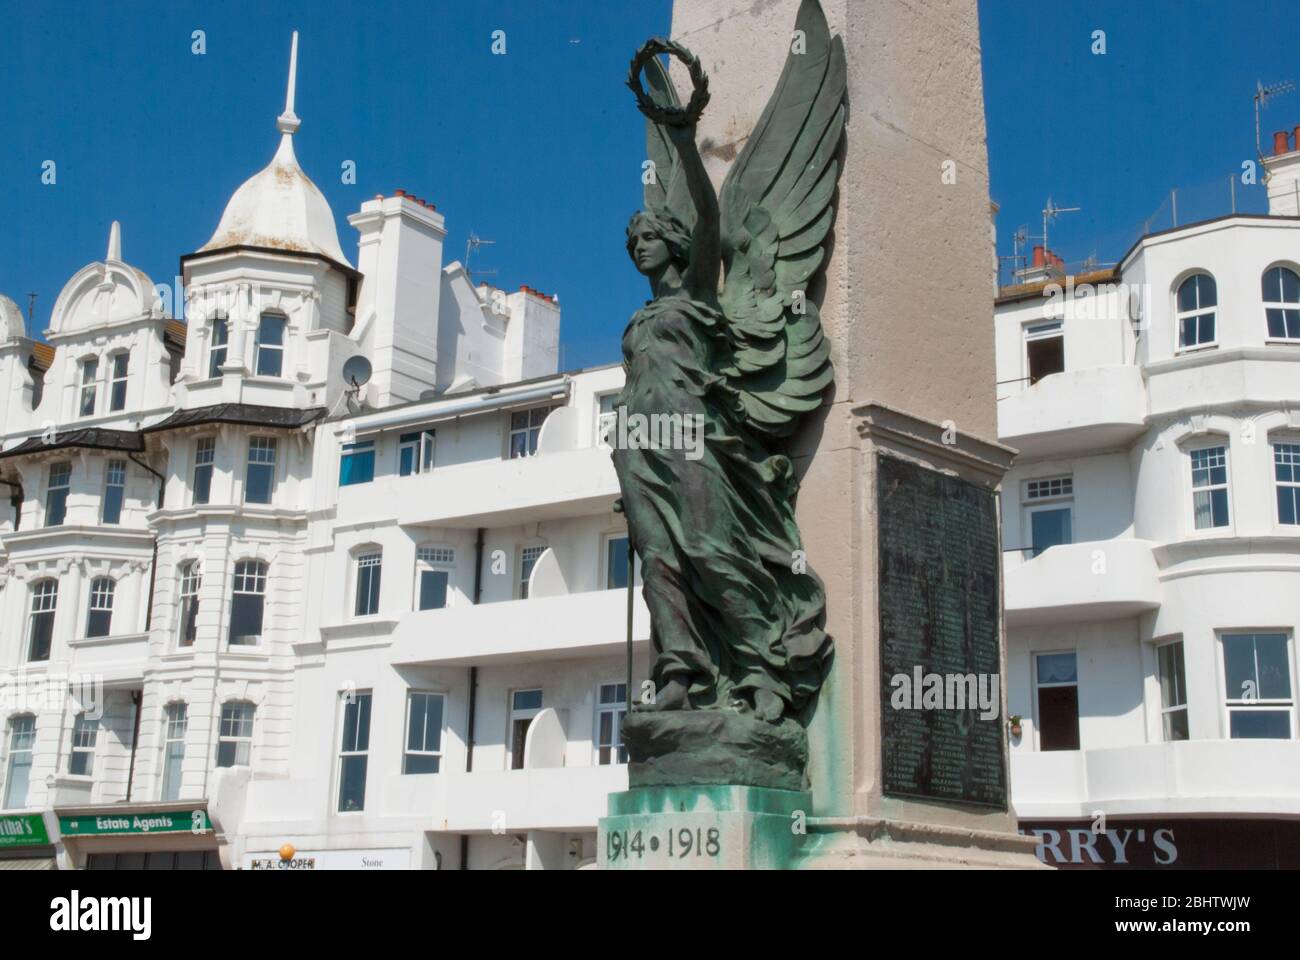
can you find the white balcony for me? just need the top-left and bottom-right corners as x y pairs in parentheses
(999, 365), (1147, 458)
(335, 445), (620, 529)
(1012, 740), (1300, 819)
(67, 631), (150, 685)
(1004, 539), (1161, 627)
(390, 587), (649, 666)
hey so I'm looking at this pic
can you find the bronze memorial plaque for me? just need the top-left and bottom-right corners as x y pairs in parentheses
(877, 454), (1007, 808)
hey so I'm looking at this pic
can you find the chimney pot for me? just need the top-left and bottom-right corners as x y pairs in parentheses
(1032, 245), (1045, 267)
(395, 189), (407, 197)
(1274, 131), (1291, 156)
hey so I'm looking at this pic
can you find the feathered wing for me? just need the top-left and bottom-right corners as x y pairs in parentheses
(718, 0), (845, 439)
(641, 56), (697, 234)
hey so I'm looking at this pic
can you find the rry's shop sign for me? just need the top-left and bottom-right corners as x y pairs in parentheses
(1021, 818), (1300, 869)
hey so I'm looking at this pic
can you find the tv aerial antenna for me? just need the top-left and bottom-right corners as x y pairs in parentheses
(465, 233), (497, 280)
(1042, 196), (1080, 263)
(1254, 79), (1295, 161)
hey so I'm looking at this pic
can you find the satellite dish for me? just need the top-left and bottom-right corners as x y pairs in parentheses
(342, 355), (372, 389)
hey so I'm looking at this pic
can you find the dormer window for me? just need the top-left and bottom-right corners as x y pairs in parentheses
(255, 313), (286, 377)
(208, 318), (229, 378)
(1176, 273), (1217, 350)
(109, 352), (129, 411)
(1263, 266), (1300, 340)
(79, 357), (98, 417)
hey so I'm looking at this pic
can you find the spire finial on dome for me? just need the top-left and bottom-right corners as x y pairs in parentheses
(107, 220), (121, 261)
(276, 31), (301, 135)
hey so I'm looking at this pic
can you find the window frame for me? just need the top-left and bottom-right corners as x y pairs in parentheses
(78, 355), (99, 417)
(1023, 320), (1065, 386)
(244, 436), (278, 505)
(102, 459), (127, 525)
(254, 312), (287, 378)
(46, 461), (71, 527)
(398, 429), (436, 476)
(1262, 265), (1300, 341)
(1175, 272), (1218, 352)
(216, 701), (255, 768)
(415, 545), (454, 611)
(517, 543), (547, 600)
(339, 439), (375, 487)
(507, 405), (555, 459)
(508, 688), (544, 770)
(69, 712), (99, 777)
(1031, 650), (1080, 752)
(336, 690), (373, 813)
(207, 317), (229, 379)
(192, 437), (216, 506)
(27, 578), (58, 662)
(109, 351), (129, 411)
(595, 682), (628, 766)
(86, 576), (115, 639)
(160, 702), (187, 802)
(3, 715), (37, 809)
(596, 392), (619, 449)
(176, 560), (201, 648)
(403, 691), (446, 775)
(1156, 639), (1189, 742)
(602, 533), (642, 590)
(1273, 439), (1300, 526)
(228, 559), (268, 646)
(353, 550), (383, 618)
(1220, 631), (1296, 740)
(1188, 442), (1232, 533)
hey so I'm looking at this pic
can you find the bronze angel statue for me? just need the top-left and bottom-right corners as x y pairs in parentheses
(612, 0), (844, 762)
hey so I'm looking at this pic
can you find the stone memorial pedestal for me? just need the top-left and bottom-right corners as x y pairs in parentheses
(599, 785), (810, 870)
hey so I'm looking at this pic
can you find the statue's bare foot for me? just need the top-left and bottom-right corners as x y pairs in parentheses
(645, 676), (690, 710)
(752, 689), (784, 723)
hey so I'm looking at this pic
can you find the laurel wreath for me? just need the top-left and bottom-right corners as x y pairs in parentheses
(626, 38), (710, 127)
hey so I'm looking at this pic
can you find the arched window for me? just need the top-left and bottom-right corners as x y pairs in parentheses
(27, 578), (58, 662)
(86, 576), (115, 638)
(217, 702), (255, 767)
(3, 715), (36, 809)
(1262, 266), (1300, 340)
(176, 561), (201, 647)
(229, 560), (268, 645)
(255, 313), (286, 377)
(1176, 273), (1217, 349)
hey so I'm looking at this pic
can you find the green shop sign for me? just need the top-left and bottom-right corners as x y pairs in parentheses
(0, 814), (50, 848)
(58, 809), (210, 837)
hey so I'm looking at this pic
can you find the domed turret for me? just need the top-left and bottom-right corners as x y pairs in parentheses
(198, 32), (350, 267)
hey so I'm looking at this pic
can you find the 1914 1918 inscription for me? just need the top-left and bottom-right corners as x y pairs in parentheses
(877, 454), (1008, 808)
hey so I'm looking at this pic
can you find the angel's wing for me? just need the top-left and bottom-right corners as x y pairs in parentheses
(718, 0), (845, 439)
(641, 56), (696, 233)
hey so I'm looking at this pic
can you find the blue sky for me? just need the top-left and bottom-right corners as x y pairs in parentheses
(1, 1), (1297, 368)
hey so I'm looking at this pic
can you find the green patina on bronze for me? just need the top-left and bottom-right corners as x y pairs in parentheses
(613, 0), (845, 790)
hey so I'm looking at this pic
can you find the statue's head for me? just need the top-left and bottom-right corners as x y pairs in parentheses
(626, 209), (691, 276)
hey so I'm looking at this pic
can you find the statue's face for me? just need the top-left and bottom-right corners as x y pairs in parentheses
(629, 224), (672, 275)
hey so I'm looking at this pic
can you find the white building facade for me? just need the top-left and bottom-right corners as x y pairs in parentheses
(0, 40), (646, 871)
(998, 133), (1300, 868)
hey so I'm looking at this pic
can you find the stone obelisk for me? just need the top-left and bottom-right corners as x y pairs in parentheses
(668, 0), (1042, 868)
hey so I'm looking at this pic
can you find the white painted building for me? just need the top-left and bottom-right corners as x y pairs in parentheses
(997, 130), (1300, 868)
(0, 37), (645, 871)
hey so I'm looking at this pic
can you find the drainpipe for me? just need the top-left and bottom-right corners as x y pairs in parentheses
(460, 527), (485, 870)
(128, 452), (166, 630)
(125, 690), (142, 802)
